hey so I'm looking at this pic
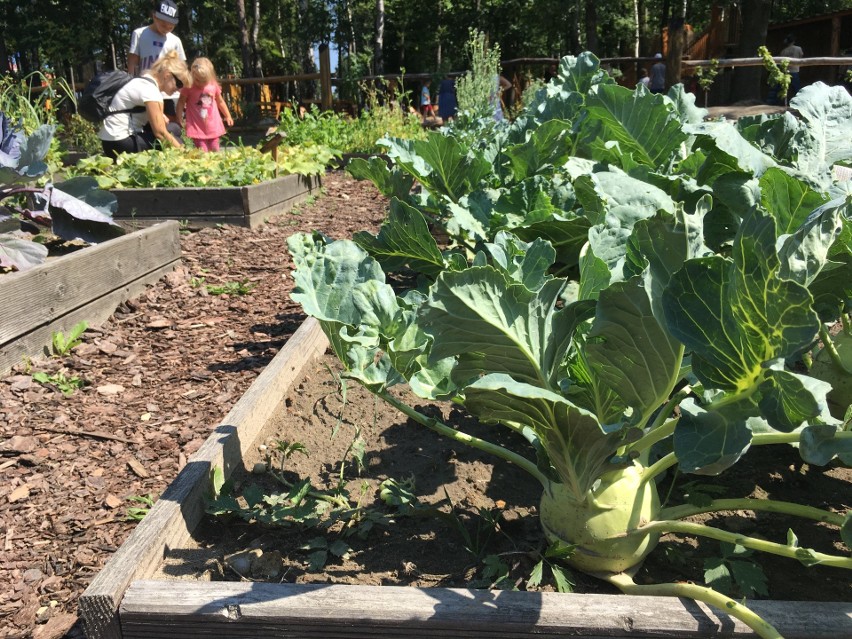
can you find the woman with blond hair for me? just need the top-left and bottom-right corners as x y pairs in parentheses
(98, 51), (191, 158)
(177, 57), (233, 151)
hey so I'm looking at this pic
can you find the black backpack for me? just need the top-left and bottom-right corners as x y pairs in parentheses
(78, 70), (146, 122)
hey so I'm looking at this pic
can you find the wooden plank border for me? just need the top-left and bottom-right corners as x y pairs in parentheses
(79, 317), (330, 639)
(112, 174), (321, 230)
(119, 581), (851, 639)
(0, 221), (181, 376)
(80, 317), (852, 639)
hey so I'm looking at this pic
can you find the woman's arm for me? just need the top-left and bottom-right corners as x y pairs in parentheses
(176, 93), (187, 128)
(145, 100), (181, 148)
(215, 93), (234, 127)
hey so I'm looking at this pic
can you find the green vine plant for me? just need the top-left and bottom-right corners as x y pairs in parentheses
(694, 59), (719, 108)
(758, 46), (791, 105)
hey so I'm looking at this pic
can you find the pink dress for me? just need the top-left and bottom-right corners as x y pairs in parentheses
(181, 83), (225, 141)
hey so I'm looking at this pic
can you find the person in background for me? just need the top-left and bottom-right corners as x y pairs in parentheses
(491, 74), (512, 121)
(779, 33), (804, 98)
(177, 57), (234, 152)
(437, 78), (457, 122)
(636, 67), (651, 90)
(649, 53), (666, 93)
(420, 79), (435, 118)
(127, 0), (186, 121)
(98, 51), (190, 158)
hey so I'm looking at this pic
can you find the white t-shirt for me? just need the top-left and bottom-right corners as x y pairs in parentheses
(98, 75), (162, 141)
(129, 26), (185, 74)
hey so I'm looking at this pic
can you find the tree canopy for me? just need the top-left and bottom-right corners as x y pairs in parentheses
(1, 0), (849, 85)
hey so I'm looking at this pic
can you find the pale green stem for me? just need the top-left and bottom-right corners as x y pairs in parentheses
(375, 388), (551, 489)
(627, 418), (677, 456)
(633, 520), (852, 569)
(706, 383), (760, 411)
(605, 573), (783, 639)
(660, 498), (845, 526)
(638, 451), (678, 485)
(819, 324), (852, 374)
(753, 431), (852, 446)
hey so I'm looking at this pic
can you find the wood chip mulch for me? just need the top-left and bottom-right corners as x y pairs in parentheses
(0, 171), (387, 639)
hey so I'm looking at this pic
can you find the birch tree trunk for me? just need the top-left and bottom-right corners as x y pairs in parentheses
(251, 0), (263, 78)
(374, 0), (384, 74)
(633, 0), (640, 57)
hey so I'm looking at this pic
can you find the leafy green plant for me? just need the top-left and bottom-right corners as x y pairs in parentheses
(0, 114), (125, 272)
(205, 279), (255, 296)
(470, 554), (514, 589)
(70, 143), (333, 190)
(126, 494), (156, 521)
(58, 114), (101, 156)
(759, 46), (791, 104)
(290, 53), (852, 639)
(703, 542), (769, 599)
(50, 321), (88, 356)
(694, 59), (719, 107)
(32, 370), (85, 396)
(273, 96), (423, 156)
(527, 541), (576, 593)
(455, 28), (502, 122)
(0, 71), (68, 133)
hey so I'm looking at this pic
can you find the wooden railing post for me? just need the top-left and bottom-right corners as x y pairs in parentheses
(319, 44), (332, 111)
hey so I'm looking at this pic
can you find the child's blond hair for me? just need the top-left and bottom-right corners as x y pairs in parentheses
(189, 57), (218, 86)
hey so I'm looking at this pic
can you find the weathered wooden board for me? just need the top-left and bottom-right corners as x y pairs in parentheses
(0, 221), (180, 376)
(112, 174), (321, 229)
(78, 317), (329, 639)
(119, 581), (851, 639)
(79, 317), (852, 639)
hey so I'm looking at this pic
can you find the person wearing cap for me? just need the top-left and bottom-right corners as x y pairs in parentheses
(127, 0), (186, 120)
(649, 53), (666, 93)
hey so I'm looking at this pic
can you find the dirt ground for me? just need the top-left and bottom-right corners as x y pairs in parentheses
(0, 168), (849, 639)
(159, 351), (851, 605)
(0, 171), (388, 639)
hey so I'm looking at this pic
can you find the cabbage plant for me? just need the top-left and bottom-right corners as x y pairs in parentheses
(288, 55), (851, 639)
(0, 113), (124, 272)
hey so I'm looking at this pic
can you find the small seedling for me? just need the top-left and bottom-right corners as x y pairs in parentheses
(300, 536), (352, 571)
(703, 542), (769, 598)
(50, 321), (88, 357)
(206, 280), (255, 296)
(527, 540), (576, 593)
(32, 370), (85, 396)
(126, 494), (156, 521)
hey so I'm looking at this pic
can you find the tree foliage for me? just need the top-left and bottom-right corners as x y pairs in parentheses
(0, 0), (848, 88)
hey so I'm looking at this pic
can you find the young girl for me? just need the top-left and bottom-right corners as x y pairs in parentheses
(177, 57), (234, 151)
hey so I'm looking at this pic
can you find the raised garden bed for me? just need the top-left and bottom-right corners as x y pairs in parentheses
(0, 221), (180, 377)
(330, 152), (392, 170)
(111, 173), (321, 230)
(79, 317), (852, 639)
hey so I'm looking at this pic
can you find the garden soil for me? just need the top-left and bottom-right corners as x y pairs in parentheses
(0, 171), (849, 639)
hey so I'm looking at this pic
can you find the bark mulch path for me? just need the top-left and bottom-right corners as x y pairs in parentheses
(0, 170), (387, 639)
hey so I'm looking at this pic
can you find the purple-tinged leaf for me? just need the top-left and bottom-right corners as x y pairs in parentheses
(49, 187), (124, 243)
(0, 233), (48, 270)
